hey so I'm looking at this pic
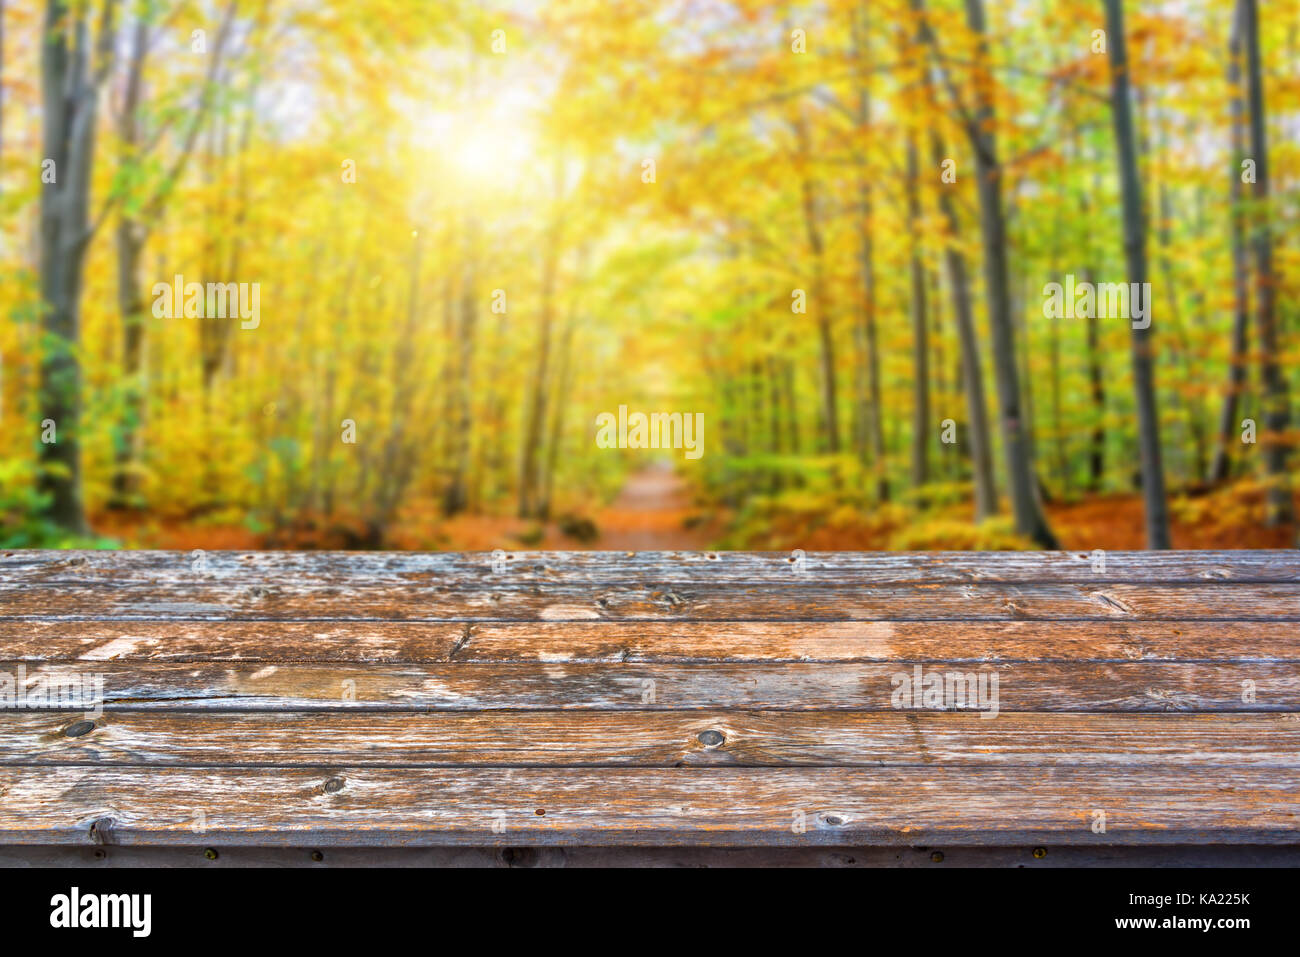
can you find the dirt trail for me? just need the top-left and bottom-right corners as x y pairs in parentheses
(591, 461), (712, 551)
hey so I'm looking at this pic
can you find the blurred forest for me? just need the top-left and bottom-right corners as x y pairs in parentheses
(0, 0), (1298, 551)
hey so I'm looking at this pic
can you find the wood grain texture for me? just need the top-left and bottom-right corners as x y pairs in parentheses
(5, 549), (1299, 584)
(6, 619), (1299, 663)
(4, 660), (1296, 710)
(1, 765), (1296, 846)
(1, 549), (1296, 852)
(4, 580), (1298, 620)
(5, 843), (1299, 868)
(4, 711), (1297, 767)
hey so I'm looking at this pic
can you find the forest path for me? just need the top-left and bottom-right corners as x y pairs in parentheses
(592, 461), (712, 551)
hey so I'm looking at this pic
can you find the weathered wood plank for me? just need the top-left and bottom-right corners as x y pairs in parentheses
(4, 710), (1297, 767)
(5, 843), (1298, 867)
(3, 581), (1297, 620)
(3, 660), (1295, 711)
(4, 549), (1295, 851)
(5, 619), (1297, 663)
(5, 549), (1298, 584)
(1, 765), (1295, 846)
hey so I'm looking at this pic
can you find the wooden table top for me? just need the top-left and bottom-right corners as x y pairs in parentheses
(1, 549), (1298, 852)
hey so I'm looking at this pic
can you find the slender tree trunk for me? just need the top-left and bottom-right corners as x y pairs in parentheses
(318, 233), (362, 518)
(1081, 151), (1107, 491)
(540, 311), (576, 519)
(109, 12), (148, 508)
(859, 201), (887, 502)
(949, 0), (1058, 547)
(443, 216), (479, 516)
(852, 9), (887, 502)
(1085, 269), (1106, 490)
(1153, 111), (1209, 486)
(198, 110), (232, 394)
(766, 353), (784, 492)
(122, 0), (235, 496)
(1211, 6), (1252, 484)
(111, 219), (146, 503)
(1104, 0), (1172, 548)
(782, 360), (800, 457)
(438, 258), (457, 471)
(37, 0), (116, 535)
(479, 302), (509, 508)
(933, 134), (996, 520)
(1241, 0), (1293, 526)
(1048, 165), (1067, 493)
(794, 110), (840, 457)
(369, 229), (425, 538)
(519, 204), (563, 518)
(906, 136), (930, 491)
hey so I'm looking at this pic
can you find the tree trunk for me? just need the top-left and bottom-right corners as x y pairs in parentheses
(794, 110), (840, 457)
(370, 229), (426, 537)
(1211, 5), (1252, 484)
(906, 135), (930, 492)
(933, 134), (996, 521)
(37, 0), (116, 536)
(1241, 0), (1293, 526)
(519, 203), (563, 518)
(766, 352), (784, 492)
(108, 12), (148, 508)
(1080, 150), (1107, 491)
(958, 0), (1058, 548)
(1153, 111), (1209, 487)
(852, 9), (887, 502)
(782, 360), (800, 457)
(111, 218), (146, 505)
(1104, 0), (1172, 548)
(120, 0), (236, 494)
(540, 310), (577, 519)
(1085, 269), (1106, 490)
(443, 217), (479, 517)
(858, 190), (887, 502)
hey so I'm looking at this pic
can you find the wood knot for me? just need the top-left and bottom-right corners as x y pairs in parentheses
(448, 625), (473, 659)
(323, 776), (345, 793)
(89, 817), (117, 846)
(697, 729), (725, 748)
(1143, 688), (1195, 711)
(1090, 590), (1136, 616)
(64, 720), (96, 738)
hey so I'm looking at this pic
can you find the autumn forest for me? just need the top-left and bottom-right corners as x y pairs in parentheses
(0, 0), (1297, 552)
